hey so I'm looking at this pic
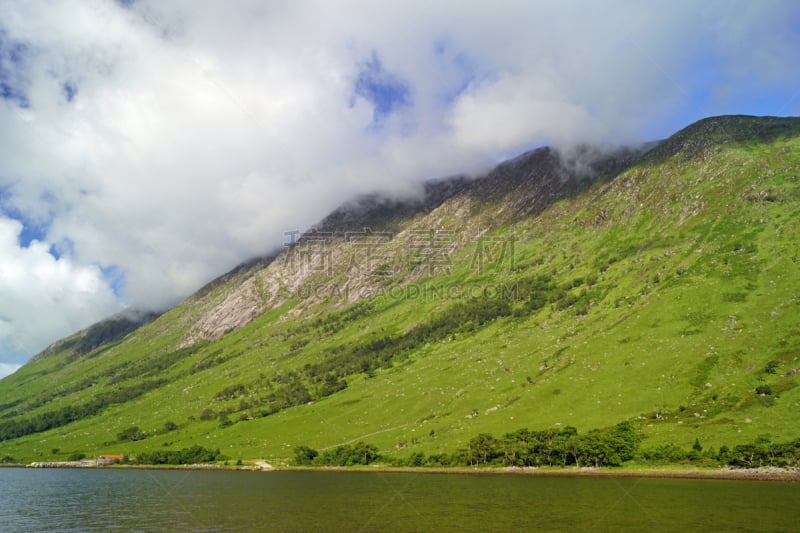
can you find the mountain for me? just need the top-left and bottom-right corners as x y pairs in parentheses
(1, 115), (799, 466)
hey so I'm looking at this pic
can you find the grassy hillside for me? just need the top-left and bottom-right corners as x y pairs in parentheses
(1, 115), (799, 466)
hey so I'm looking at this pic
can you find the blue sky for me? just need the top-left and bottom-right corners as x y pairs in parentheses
(353, 53), (412, 128)
(0, 0), (799, 378)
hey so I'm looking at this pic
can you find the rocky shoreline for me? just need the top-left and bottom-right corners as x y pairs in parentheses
(27, 461), (95, 468)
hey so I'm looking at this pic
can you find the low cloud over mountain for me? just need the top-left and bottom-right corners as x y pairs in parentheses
(0, 0), (799, 372)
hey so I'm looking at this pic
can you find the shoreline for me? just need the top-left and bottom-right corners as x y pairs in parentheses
(4, 462), (799, 482)
(277, 465), (800, 482)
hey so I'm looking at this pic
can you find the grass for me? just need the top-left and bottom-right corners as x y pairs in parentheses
(1, 115), (800, 466)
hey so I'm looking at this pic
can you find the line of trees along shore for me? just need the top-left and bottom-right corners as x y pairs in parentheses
(294, 424), (800, 469)
(3, 426), (798, 468)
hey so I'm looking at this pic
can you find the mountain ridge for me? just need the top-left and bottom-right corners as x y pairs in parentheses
(2, 114), (800, 467)
(178, 141), (656, 346)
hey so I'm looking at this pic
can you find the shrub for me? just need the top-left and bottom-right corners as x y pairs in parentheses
(405, 452), (426, 467)
(218, 413), (233, 428)
(293, 446), (319, 466)
(215, 383), (247, 401)
(117, 426), (144, 442)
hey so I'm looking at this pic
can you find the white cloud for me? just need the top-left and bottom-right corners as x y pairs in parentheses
(0, 0), (798, 365)
(0, 363), (22, 380)
(0, 217), (122, 361)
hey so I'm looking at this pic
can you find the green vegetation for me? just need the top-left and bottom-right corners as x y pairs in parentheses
(1, 115), (800, 469)
(294, 442), (380, 466)
(386, 421), (641, 468)
(292, 429), (800, 470)
(755, 384), (773, 396)
(117, 426), (145, 442)
(133, 446), (226, 465)
(0, 380), (164, 442)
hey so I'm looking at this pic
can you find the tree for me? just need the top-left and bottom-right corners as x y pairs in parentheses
(718, 445), (730, 462)
(293, 446), (319, 466)
(468, 433), (501, 465)
(405, 452), (426, 467)
(351, 442), (379, 465)
(551, 430), (574, 466)
(502, 437), (532, 467)
(729, 444), (763, 467)
(134, 446), (224, 465)
(642, 444), (687, 463)
(608, 421), (641, 462)
(575, 431), (617, 468)
(562, 429), (583, 468)
(692, 438), (703, 452)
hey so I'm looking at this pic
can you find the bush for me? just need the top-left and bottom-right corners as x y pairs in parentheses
(755, 384), (773, 396)
(405, 452), (426, 467)
(765, 360), (780, 374)
(218, 413), (233, 428)
(215, 383), (247, 401)
(293, 446), (319, 466)
(117, 426), (145, 442)
(425, 453), (453, 467)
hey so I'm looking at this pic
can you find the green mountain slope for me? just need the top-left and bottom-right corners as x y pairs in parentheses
(1, 115), (799, 466)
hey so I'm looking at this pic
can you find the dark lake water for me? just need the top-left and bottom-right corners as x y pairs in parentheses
(0, 468), (796, 532)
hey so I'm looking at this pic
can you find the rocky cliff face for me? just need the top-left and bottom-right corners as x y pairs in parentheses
(181, 144), (653, 346)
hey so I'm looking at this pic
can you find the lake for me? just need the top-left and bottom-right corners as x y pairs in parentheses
(0, 468), (796, 531)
